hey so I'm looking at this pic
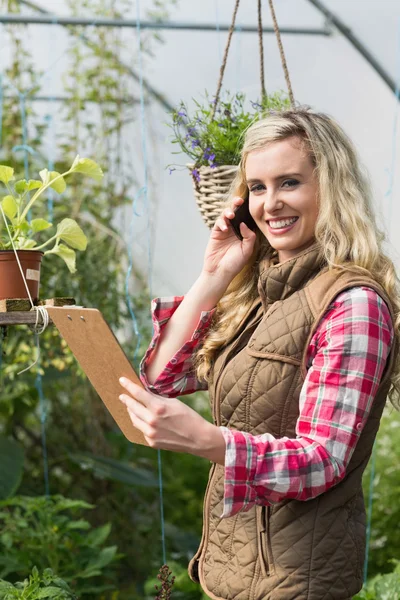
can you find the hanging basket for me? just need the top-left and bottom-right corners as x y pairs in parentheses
(0, 250), (43, 302)
(188, 164), (238, 229)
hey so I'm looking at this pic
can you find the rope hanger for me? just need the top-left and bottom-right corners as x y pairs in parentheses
(211, 0), (295, 121)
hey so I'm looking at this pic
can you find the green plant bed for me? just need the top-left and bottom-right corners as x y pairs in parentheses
(0, 495), (121, 598)
(0, 567), (77, 600)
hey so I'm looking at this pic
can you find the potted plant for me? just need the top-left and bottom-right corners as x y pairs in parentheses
(0, 156), (103, 302)
(168, 90), (290, 229)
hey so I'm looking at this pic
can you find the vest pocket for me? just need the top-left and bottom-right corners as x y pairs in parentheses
(257, 505), (275, 578)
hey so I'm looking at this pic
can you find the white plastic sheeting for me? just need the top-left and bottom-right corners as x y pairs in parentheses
(3, 0), (400, 296)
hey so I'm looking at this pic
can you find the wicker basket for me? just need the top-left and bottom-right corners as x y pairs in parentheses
(188, 164), (238, 229)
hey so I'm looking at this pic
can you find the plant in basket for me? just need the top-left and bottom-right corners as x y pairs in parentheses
(0, 156), (103, 301)
(168, 90), (290, 228)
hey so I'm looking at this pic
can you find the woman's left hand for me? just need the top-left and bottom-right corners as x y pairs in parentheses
(119, 377), (226, 463)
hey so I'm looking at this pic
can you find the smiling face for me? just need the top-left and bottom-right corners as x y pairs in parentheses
(245, 136), (319, 263)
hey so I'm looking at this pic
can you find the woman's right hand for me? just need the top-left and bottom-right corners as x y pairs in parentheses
(202, 197), (257, 280)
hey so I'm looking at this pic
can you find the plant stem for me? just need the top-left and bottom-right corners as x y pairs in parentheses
(34, 234), (58, 251)
(20, 169), (73, 222)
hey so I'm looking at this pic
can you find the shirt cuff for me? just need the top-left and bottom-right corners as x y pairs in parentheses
(219, 426), (259, 518)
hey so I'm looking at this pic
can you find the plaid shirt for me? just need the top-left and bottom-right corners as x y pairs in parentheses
(139, 287), (394, 519)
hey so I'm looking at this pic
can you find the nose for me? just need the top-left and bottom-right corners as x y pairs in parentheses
(263, 192), (284, 214)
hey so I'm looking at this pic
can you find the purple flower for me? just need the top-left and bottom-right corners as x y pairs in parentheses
(187, 127), (197, 138)
(191, 139), (200, 148)
(178, 110), (186, 117)
(169, 167), (176, 175)
(192, 168), (200, 182)
(218, 123), (224, 127)
(251, 100), (262, 110)
(203, 147), (212, 160)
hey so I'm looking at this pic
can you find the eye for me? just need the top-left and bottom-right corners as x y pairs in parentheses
(282, 179), (299, 188)
(249, 183), (265, 193)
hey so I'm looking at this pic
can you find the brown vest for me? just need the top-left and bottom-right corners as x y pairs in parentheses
(188, 242), (398, 600)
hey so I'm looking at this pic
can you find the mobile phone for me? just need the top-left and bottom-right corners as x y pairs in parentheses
(230, 196), (257, 240)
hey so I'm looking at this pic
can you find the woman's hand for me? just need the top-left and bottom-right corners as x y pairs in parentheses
(119, 378), (226, 464)
(202, 196), (257, 279)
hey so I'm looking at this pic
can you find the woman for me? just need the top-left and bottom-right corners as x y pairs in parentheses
(119, 107), (400, 600)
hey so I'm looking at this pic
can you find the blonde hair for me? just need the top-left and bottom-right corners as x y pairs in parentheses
(194, 106), (400, 407)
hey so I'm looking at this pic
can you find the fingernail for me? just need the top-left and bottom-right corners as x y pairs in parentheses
(119, 395), (125, 403)
(119, 377), (126, 384)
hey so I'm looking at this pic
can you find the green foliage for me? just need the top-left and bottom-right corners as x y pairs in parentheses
(0, 567), (77, 600)
(362, 408), (400, 577)
(0, 437), (24, 500)
(0, 495), (121, 597)
(354, 561), (400, 599)
(0, 157), (104, 273)
(168, 90), (290, 173)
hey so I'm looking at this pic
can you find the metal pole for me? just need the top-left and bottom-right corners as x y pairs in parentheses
(2, 94), (137, 103)
(0, 13), (330, 35)
(13, 0), (176, 113)
(307, 0), (399, 99)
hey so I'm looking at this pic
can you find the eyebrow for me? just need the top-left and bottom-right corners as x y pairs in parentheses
(246, 173), (303, 184)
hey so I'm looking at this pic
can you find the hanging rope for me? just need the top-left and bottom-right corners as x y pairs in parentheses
(134, 0), (166, 567)
(211, 0), (241, 120)
(257, 0), (267, 101)
(268, 0), (295, 107)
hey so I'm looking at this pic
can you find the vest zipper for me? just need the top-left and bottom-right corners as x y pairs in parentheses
(258, 505), (275, 577)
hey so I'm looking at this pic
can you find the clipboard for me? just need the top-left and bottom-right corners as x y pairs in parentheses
(47, 306), (148, 446)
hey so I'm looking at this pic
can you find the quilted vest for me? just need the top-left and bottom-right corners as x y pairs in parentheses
(188, 241), (398, 600)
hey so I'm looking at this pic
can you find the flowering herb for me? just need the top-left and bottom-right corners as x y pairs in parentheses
(168, 90), (290, 176)
(154, 564), (175, 600)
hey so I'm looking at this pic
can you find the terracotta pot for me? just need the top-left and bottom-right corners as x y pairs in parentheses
(0, 250), (44, 302)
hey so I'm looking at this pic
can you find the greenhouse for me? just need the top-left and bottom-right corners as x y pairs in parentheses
(0, 1), (400, 599)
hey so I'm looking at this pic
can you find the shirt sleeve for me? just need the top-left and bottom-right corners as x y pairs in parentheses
(139, 296), (216, 397)
(220, 287), (394, 518)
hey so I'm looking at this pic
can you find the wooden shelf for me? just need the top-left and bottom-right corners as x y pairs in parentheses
(0, 311), (53, 326)
(0, 298), (76, 327)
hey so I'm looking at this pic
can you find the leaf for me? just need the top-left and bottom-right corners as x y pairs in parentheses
(17, 238), (37, 249)
(69, 453), (158, 487)
(45, 244), (76, 273)
(56, 219), (87, 251)
(1, 195), (17, 219)
(39, 170), (66, 194)
(71, 156), (103, 181)
(65, 519), (91, 531)
(37, 586), (70, 598)
(49, 172), (66, 194)
(17, 221), (30, 235)
(78, 546), (117, 578)
(14, 180), (42, 194)
(0, 166), (14, 185)
(85, 523), (111, 548)
(31, 219), (52, 234)
(0, 436), (24, 500)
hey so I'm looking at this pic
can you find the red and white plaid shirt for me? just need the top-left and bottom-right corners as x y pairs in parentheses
(139, 287), (394, 519)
